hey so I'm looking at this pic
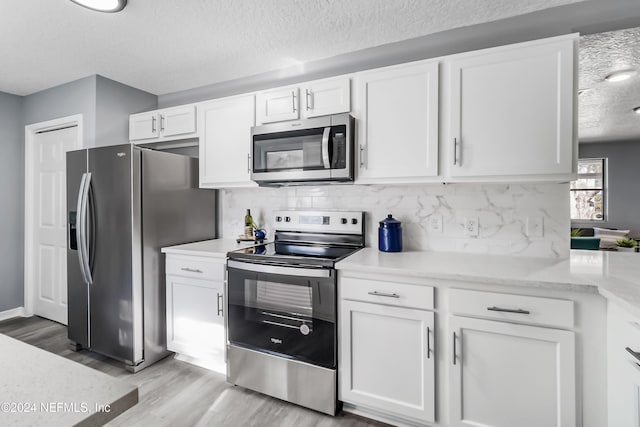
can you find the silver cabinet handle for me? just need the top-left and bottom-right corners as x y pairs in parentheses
(453, 331), (458, 365)
(247, 153), (251, 173)
(367, 291), (399, 298)
(305, 88), (312, 111)
(359, 145), (365, 168)
(151, 116), (157, 133)
(291, 90), (297, 113)
(426, 326), (432, 360)
(626, 347), (640, 362)
(181, 267), (203, 273)
(487, 306), (530, 315)
(217, 293), (223, 316)
(160, 114), (165, 132)
(453, 137), (459, 165)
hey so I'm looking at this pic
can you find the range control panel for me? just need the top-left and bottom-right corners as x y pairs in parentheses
(273, 210), (364, 235)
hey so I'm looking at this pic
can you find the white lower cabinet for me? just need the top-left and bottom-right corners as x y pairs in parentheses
(339, 277), (435, 424)
(608, 302), (640, 427)
(449, 316), (576, 427)
(165, 254), (226, 373)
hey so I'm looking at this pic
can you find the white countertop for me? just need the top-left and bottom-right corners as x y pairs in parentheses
(161, 238), (262, 258)
(336, 248), (640, 315)
(0, 334), (138, 426)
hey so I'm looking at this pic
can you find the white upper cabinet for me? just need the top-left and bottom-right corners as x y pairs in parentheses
(302, 78), (351, 118)
(353, 60), (439, 183)
(445, 34), (577, 180)
(129, 111), (159, 140)
(129, 104), (197, 143)
(161, 105), (197, 138)
(256, 87), (300, 124)
(199, 94), (256, 188)
(256, 77), (351, 124)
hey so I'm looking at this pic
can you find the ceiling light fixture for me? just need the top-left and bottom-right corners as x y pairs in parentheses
(70, 0), (127, 13)
(633, 106), (640, 114)
(604, 69), (637, 82)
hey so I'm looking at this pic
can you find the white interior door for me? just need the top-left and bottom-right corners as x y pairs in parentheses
(31, 126), (80, 324)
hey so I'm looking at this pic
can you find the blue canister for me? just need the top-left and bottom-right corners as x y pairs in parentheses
(379, 214), (402, 252)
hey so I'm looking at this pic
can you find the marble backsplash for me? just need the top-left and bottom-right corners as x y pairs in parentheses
(220, 183), (570, 258)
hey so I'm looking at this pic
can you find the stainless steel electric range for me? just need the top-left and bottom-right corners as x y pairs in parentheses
(226, 210), (365, 415)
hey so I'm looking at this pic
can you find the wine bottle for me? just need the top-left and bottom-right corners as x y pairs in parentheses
(244, 209), (254, 238)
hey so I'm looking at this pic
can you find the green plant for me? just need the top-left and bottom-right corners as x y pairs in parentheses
(616, 238), (637, 248)
(570, 228), (583, 237)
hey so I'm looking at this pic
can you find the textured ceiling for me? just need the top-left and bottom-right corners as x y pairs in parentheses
(0, 0), (585, 96)
(579, 27), (640, 142)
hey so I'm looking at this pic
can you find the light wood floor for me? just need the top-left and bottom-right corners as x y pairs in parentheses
(0, 316), (388, 427)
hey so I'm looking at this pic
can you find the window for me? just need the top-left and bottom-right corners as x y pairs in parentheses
(570, 158), (606, 221)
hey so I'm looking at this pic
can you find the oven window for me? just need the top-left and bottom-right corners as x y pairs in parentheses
(252, 280), (312, 318)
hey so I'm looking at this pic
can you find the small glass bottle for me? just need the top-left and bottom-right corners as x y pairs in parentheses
(244, 209), (254, 239)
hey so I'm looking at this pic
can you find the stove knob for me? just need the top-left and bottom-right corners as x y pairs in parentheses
(285, 216), (291, 222)
(341, 218), (347, 224)
(300, 324), (310, 336)
(276, 216), (282, 222)
(351, 218), (358, 225)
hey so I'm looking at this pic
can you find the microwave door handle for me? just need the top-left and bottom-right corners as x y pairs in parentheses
(321, 127), (331, 169)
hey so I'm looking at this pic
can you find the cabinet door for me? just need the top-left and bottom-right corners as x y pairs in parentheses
(607, 303), (640, 427)
(302, 78), (350, 118)
(160, 105), (196, 138)
(166, 275), (225, 371)
(199, 95), (256, 188)
(447, 36), (575, 178)
(256, 87), (299, 124)
(354, 60), (439, 182)
(129, 111), (159, 141)
(449, 316), (575, 427)
(340, 300), (435, 423)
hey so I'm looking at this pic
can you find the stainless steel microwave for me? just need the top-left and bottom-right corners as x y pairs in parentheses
(250, 114), (354, 186)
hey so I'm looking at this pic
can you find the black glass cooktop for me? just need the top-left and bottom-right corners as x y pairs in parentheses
(227, 242), (361, 268)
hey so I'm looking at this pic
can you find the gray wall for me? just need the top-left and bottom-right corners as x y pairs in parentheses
(0, 92), (24, 311)
(22, 75), (97, 147)
(1, 75), (157, 313)
(578, 141), (640, 230)
(95, 76), (156, 147)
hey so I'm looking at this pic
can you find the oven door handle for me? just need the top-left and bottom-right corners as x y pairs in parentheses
(227, 260), (331, 278)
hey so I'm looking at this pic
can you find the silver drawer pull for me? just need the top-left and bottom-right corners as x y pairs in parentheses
(626, 347), (640, 362)
(487, 306), (530, 315)
(368, 291), (400, 298)
(181, 267), (203, 273)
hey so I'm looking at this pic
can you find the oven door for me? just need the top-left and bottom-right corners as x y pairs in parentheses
(250, 114), (353, 184)
(227, 260), (336, 369)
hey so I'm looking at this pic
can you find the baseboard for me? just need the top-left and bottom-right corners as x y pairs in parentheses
(0, 307), (27, 322)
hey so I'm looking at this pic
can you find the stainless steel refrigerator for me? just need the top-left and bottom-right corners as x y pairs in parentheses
(66, 144), (216, 372)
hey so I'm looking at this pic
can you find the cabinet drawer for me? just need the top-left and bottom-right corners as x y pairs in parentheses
(340, 277), (433, 310)
(449, 288), (573, 328)
(166, 254), (225, 281)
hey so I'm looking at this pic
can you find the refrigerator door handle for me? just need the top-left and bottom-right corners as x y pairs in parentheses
(76, 173), (89, 285)
(79, 172), (93, 285)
